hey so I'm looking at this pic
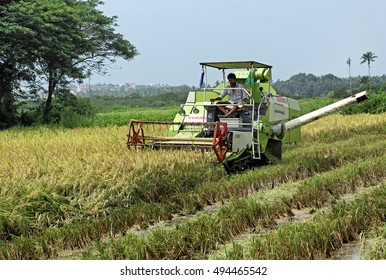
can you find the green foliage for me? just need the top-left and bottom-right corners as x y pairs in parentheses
(360, 51), (377, 77)
(91, 107), (177, 127)
(298, 97), (337, 115)
(290, 84), (386, 116)
(273, 73), (386, 98)
(17, 87), (384, 128)
(360, 51), (378, 66)
(89, 90), (190, 112)
(77, 84), (192, 98)
(342, 90), (386, 115)
(0, 0), (138, 126)
(19, 90), (95, 127)
(49, 91), (95, 128)
(360, 76), (370, 88)
(0, 89), (17, 129)
(333, 87), (349, 99)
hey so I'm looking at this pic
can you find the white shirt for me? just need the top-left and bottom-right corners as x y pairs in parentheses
(220, 83), (247, 103)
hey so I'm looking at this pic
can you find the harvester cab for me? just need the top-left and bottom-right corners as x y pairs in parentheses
(127, 61), (368, 174)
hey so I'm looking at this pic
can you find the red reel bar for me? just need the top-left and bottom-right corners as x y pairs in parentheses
(212, 122), (228, 162)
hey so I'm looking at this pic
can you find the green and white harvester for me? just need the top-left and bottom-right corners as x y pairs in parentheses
(127, 61), (368, 174)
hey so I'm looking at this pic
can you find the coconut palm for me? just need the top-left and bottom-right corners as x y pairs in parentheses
(360, 51), (377, 77)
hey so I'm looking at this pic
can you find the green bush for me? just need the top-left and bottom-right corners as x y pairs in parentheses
(342, 90), (386, 115)
(89, 91), (189, 112)
(18, 90), (96, 127)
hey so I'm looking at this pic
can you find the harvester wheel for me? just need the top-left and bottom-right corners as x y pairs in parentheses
(212, 122), (228, 162)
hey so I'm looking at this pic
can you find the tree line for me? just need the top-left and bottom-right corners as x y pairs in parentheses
(0, 0), (138, 129)
(7, 73), (386, 128)
(274, 51), (380, 98)
(272, 74), (386, 98)
(89, 90), (190, 112)
(77, 84), (192, 97)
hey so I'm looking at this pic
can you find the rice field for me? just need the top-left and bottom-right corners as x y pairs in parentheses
(0, 112), (385, 260)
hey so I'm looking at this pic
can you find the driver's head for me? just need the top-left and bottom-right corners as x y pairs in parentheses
(227, 73), (237, 87)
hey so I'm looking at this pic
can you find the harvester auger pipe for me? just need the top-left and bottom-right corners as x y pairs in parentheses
(271, 91), (369, 138)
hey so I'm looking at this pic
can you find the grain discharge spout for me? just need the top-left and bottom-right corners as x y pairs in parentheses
(271, 91), (369, 138)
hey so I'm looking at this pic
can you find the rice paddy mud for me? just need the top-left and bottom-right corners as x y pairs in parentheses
(0, 113), (385, 260)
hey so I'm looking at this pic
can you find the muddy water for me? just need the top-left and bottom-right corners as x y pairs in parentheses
(331, 239), (374, 260)
(331, 241), (362, 260)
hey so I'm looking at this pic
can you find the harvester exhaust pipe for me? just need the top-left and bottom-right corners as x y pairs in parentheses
(271, 91), (368, 138)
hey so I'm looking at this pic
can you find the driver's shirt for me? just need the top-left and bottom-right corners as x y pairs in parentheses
(220, 83), (246, 103)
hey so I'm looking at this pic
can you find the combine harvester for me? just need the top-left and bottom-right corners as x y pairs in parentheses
(127, 61), (368, 174)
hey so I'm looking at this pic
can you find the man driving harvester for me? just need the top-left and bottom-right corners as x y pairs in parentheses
(210, 73), (248, 118)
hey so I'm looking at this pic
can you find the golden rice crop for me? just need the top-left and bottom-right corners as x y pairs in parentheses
(0, 125), (223, 231)
(0, 112), (385, 259)
(301, 112), (386, 142)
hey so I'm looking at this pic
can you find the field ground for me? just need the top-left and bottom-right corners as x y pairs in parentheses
(0, 112), (385, 260)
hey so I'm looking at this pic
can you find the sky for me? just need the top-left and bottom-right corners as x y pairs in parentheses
(92, 0), (386, 86)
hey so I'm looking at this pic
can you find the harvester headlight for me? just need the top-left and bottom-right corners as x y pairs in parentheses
(178, 105), (186, 116)
(192, 106), (199, 114)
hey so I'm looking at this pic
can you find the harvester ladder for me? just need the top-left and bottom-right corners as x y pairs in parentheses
(245, 87), (260, 160)
(252, 102), (261, 160)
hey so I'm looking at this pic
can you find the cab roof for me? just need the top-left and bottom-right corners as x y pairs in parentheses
(199, 61), (272, 70)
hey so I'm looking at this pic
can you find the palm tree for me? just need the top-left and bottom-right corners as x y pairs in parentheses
(359, 76), (370, 90)
(347, 57), (352, 94)
(360, 51), (377, 89)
